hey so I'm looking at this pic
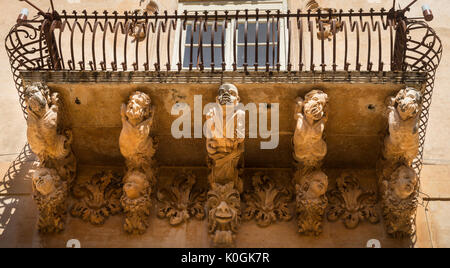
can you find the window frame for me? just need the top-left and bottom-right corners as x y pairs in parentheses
(172, 0), (288, 71)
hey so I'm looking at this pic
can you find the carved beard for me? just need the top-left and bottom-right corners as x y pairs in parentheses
(217, 93), (237, 106)
(304, 101), (324, 121)
(397, 100), (419, 121)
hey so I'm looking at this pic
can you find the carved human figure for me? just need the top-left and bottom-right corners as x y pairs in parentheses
(121, 170), (152, 234)
(119, 91), (156, 234)
(295, 170), (328, 236)
(206, 83), (245, 193)
(293, 90), (328, 169)
(381, 165), (418, 238)
(32, 168), (68, 233)
(24, 82), (76, 184)
(119, 91), (156, 172)
(207, 183), (241, 247)
(382, 87), (422, 166)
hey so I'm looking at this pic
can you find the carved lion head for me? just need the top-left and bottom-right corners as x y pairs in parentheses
(123, 170), (150, 200)
(389, 165), (418, 200)
(25, 82), (49, 118)
(207, 182), (240, 228)
(303, 90), (328, 122)
(216, 83), (240, 106)
(126, 91), (151, 126)
(32, 168), (60, 196)
(394, 87), (422, 121)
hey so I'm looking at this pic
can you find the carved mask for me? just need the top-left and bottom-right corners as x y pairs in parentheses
(26, 85), (47, 117)
(126, 91), (151, 126)
(217, 84), (240, 106)
(395, 88), (421, 121)
(208, 183), (240, 226)
(123, 171), (149, 200)
(391, 166), (417, 200)
(32, 168), (58, 196)
(303, 90), (328, 122)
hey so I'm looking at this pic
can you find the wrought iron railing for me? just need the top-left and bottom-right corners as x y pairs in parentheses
(4, 5), (443, 177)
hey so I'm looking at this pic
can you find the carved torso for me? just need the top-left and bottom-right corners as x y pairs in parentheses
(293, 114), (327, 165)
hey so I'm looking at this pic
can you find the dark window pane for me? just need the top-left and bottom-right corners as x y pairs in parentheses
(238, 22), (278, 44)
(183, 46), (198, 68)
(202, 25), (225, 45)
(237, 45), (277, 67)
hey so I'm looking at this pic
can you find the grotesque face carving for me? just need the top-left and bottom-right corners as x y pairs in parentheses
(217, 84), (240, 106)
(303, 90), (328, 122)
(126, 91), (151, 126)
(395, 88), (422, 121)
(25, 83), (48, 117)
(32, 168), (59, 196)
(123, 171), (149, 200)
(390, 165), (418, 200)
(300, 171), (328, 200)
(208, 183), (240, 226)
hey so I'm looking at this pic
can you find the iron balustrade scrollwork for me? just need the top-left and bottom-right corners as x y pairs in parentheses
(5, 8), (442, 178)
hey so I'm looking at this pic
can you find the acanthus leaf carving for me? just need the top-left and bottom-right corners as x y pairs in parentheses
(71, 171), (122, 225)
(243, 173), (292, 227)
(327, 172), (379, 229)
(157, 172), (206, 226)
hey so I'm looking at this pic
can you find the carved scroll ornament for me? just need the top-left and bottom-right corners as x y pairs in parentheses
(157, 172), (206, 226)
(243, 173), (292, 227)
(71, 171), (122, 225)
(327, 172), (379, 229)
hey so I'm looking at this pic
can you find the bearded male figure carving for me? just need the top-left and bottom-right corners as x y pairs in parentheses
(119, 91), (156, 234)
(207, 182), (241, 247)
(206, 84), (245, 193)
(32, 168), (68, 233)
(295, 170), (328, 236)
(25, 82), (76, 184)
(293, 90), (328, 170)
(382, 87), (422, 166)
(381, 165), (418, 238)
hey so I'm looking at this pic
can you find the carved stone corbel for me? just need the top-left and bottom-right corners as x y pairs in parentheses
(327, 172), (379, 229)
(295, 170), (328, 236)
(157, 172), (206, 226)
(24, 82), (76, 233)
(292, 90), (329, 236)
(32, 167), (68, 233)
(207, 182), (241, 247)
(71, 171), (122, 225)
(119, 91), (156, 234)
(378, 87), (422, 238)
(243, 173), (292, 227)
(206, 84), (245, 247)
(380, 165), (418, 238)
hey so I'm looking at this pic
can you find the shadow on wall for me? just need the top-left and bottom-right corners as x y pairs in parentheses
(0, 144), (36, 242)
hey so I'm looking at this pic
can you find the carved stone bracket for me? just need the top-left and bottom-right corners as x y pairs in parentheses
(243, 173), (292, 227)
(207, 183), (241, 247)
(378, 87), (422, 238)
(71, 171), (122, 225)
(119, 91), (156, 234)
(206, 83), (244, 247)
(380, 165), (418, 238)
(25, 82), (76, 233)
(157, 172), (206, 226)
(327, 172), (379, 229)
(32, 167), (68, 233)
(295, 170), (328, 236)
